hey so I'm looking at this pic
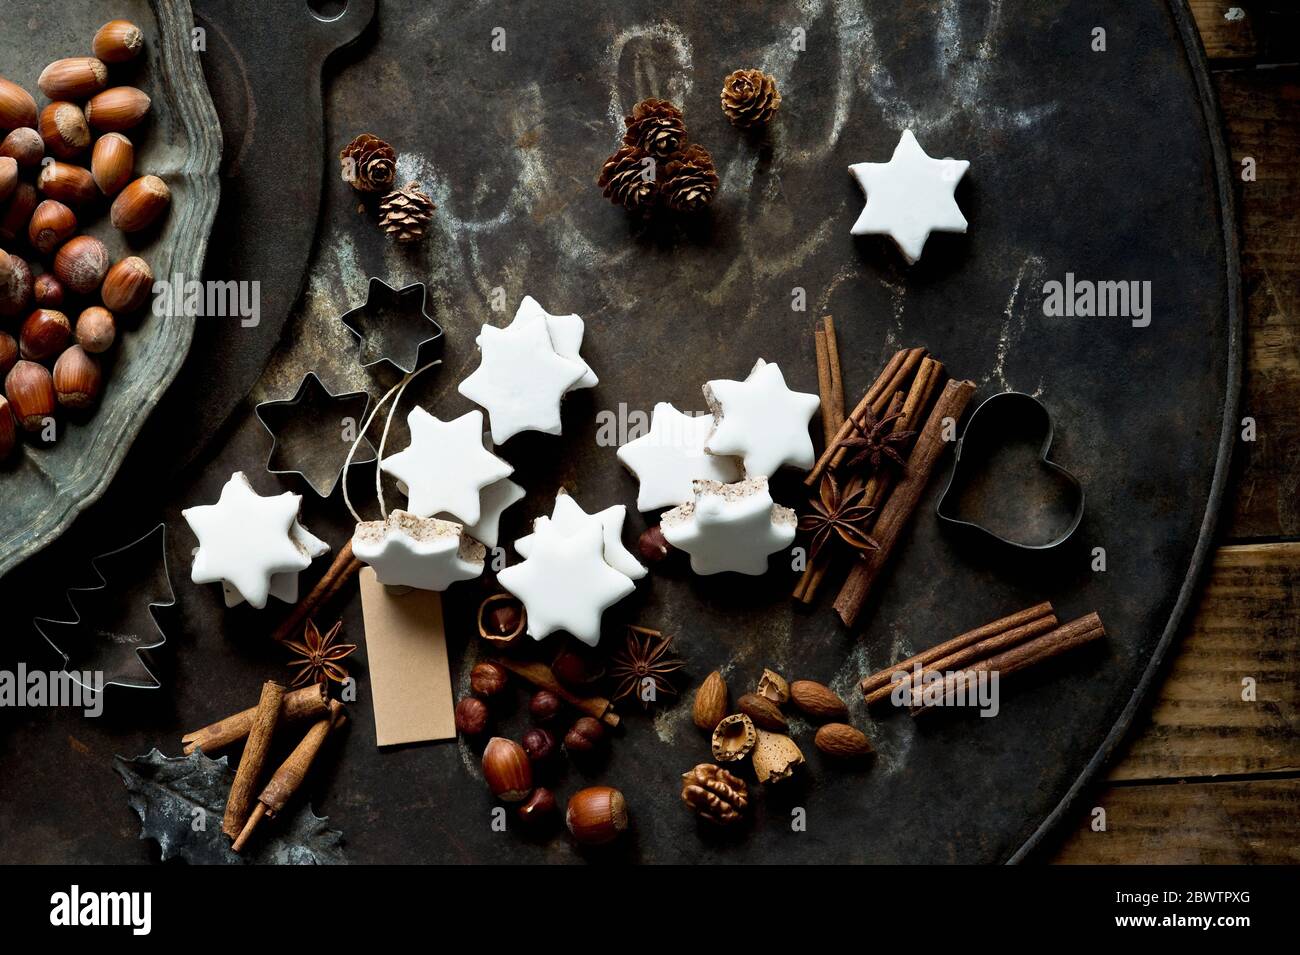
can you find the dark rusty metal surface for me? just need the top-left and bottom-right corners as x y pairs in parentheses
(0, 0), (1239, 864)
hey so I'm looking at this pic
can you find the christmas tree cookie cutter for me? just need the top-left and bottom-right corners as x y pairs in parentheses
(339, 277), (444, 374)
(255, 372), (376, 497)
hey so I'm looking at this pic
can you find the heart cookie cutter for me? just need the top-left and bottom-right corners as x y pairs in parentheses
(339, 277), (444, 374)
(255, 372), (376, 497)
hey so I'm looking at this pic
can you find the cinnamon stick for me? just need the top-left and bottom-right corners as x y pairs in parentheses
(492, 658), (620, 727)
(833, 378), (977, 627)
(814, 327), (835, 447)
(222, 681), (284, 839)
(182, 683), (329, 755)
(270, 541), (362, 643)
(822, 316), (845, 432)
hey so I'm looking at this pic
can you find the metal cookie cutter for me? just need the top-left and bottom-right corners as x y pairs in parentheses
(255, 372), (376, 497)
(33, 523), (176, 692)
(339, 277), (445, 374)
(936, 391), (1085, 550)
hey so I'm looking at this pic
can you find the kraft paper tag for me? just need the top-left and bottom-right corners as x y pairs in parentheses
(358, 568), (455, 746)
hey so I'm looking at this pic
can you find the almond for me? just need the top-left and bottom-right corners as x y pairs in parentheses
(752, 729), (804, 784)
(814, 723), (874, 759)
(37, 58), (109, 101)
(737, 692), (787, 731)
(756, 667), (790, 704)
(789, 679), (849, 723)
(692, 670), (727, 731)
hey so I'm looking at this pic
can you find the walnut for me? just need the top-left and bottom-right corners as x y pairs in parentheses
(681, 763), (749, 825)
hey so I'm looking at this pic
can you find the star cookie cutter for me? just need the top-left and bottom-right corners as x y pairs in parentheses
(255, 372), (376, 497)
(33, 523), (176, 692)
(339, 277), (444, 374)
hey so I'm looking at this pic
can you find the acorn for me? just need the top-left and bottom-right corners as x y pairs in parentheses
(565, 787), (629, 846)
(0, 330), (17, 376)
(93, 20), (145, 64)
(38, 102), (90, 160)
(0, 76), (38, 130)
(100, 256), (153, 313)
(0, 182), (37, 243)
(0, 249), (33, 318)
(111, 175), (169, 232)
(75, 306), (116, 354)
(37, 161), (97, 207)
(20, 308), (71, 362)
(84, 87), (151, 133)
(0, 156), (15, 203)
(28, 200), (77, 256)
(0, 127), (44, 168)
(53, 345), (101, 410)
(33, 274), (63, 308)
(91, 132), (133, 195)
(4, 360), (55, 431)
(54, 236), (110, 295)
(0, 395), (15, 459)
(37, 58), (109, 102)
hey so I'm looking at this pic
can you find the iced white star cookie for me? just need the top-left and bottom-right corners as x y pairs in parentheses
(660, 478), (797, 576)
(848, 128), (969, 264)
(380, 408), (513, 524)
(616, 402), (743, 511)
(352, 511), (485, 591)
(223, 520), (330, 608)
(704, 359), (820, 478)
(183, 472), (322, 609)
(518, 296), (598, 391)
(458, 477), (525, 549)
(515, 492), (645, 580)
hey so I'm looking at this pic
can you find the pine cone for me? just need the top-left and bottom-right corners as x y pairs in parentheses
(720, 69), (782, 128)
(340, 133), (397, 193)
(681, 763), (749, 826)
(597, 145), (657, 212)
(379, 181), (436, 242)
(622, 98), (687, 158)
(661, 144), (718, 213)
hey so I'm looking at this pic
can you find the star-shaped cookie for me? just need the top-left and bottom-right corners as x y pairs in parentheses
(848, 128), (969, 264)
(183, 472), (318, 609)
(518, 295), (598, 391)
(704, 359), (820, 478)
(380, 408), (513, 524)
(515, 492), (645, 580)
(660, 478), (797, 576)
(616, 402), (743, 511)
(352, 511), (485, 591)
(459, 477), (525, 548)
(223, 519), (330, 608)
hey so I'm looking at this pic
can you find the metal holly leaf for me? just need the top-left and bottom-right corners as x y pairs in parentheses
(113, 749), (347, 865)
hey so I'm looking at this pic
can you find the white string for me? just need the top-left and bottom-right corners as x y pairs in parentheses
(376, 368), (428, 519)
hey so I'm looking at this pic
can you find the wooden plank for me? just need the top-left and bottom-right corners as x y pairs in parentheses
(1105, 543), (1300, 781)
(1054, 778), (1300, 864)
(1190, 1), (1257, 61)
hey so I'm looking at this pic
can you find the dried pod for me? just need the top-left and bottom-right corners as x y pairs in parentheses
(528, 689), (561, 723)
(0, 127), (43, 168)
(0, 182), (38, 244)
(37, 161), (97, 207)
(751, 729), (805, 784)
(93, 19), (145, 63)
(692, 670), (728, 731)
(0, 156), (15, 203)
(711, 712), (757, 763)
(480, 737), (532, 803)
(33, 273), (64, 308)
(756, 668), (790, 705)
(91, 132), (133, 195)
(454, 696), (489, 736)
(681, 763), (749, 826)
(0, 331), (17, 377)
(516, 787), (557, 827)
(4, 360), (55, 431)
(636, 524), (674, 564)
(53, 345), (101, 410)
(28, 200), (77, 256)
(469, 661), (508, 698)
(813, 723), (875, 760)
(738, 692), (788, 731)
(39, 102), (91, 160)
(110, 175), (169, 232)
(521, 727), (557, 765)
(84, 87), (152, 133)
(565, 786), (628, 846)
(19, 308), (71, 361)
(0, 77), (38, 130)
(100, 256), (153, 312)
(0, 395), (15, 459)
(563, 716), (605, 754)
(0, 249), (33, 317)
(75, 306), (116, 353)
(53, 236), (110, 295)
(38, 59), (109, 101)
(789, 680), (849, 723)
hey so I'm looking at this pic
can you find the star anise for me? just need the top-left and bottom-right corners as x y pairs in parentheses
(284, 619), (357, 688)
(798, 473), (880, 562)
(836, 407), (916, 473)
(609, 626), (685, 709)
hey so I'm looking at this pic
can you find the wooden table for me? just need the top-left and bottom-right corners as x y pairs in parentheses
(1051, 2), (1300, 863)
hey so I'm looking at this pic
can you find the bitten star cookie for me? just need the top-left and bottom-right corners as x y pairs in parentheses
(848, 128), (969, 264)
(660, 478), (797, 576)
(704, 359), (820, 478)
(380, 408), (513, 524)
(616, 402), (743, 511)
(183, 472), (320, 609)
(515, 492), (646, 580)
(352, 511), (485, 592)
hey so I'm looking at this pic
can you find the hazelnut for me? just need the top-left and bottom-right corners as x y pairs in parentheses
(53, 345), (101, 410)
(38, 102), (90, 160)
(100, 256), (153, 313)
(0, 396), (15, 459)
(33, 274), (64, 308)
(20, 308), (71, 362)
(486, 601), (522, 638)
(563, 716), (605, 754)
(469, 661), (508, 698)
(454, 696), (489, 737)
(480, 737), (532, 803)
(4, 360), (55, 431)
(75, 306), (116, 354)
(110, 174), (169, 232)
(0, 127), (44, 168)
(516, 787), (557, 827)
(0, 155), (14, 203)
(85, 87), (151, 133)
(37, 161), (97, 207)
(0, 78), (37, 130)
(0, 250), (33, 318)
(0, 182), (37, 244)
(0, 331), (16, 377)
(521, 727), (556, 765)
(93, 20), (145, 64)
(551, 640), (605, 688)
(38, 58), (109, 102)
(28, 200), (77, 256)
(54, 236), (110, 295)
(528, 689), (562, 723)
(565, 786), (629, 846)
(637, 524), (675, 564)
(91, 132), (133, 195)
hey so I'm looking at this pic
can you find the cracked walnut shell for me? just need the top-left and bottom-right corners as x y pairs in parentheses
(711, 712), (756, 763)
(681, 763), (749, 826)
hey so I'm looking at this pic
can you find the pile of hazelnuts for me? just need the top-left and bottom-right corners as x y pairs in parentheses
(457, 661), (630, 848)
(0, 18), (170, 460)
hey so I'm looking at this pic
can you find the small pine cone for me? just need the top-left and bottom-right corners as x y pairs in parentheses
(379, 181), (436, 242)
(340, 133), (397, 193)
(720, 69), (782, 128)
(681, 763), (749, 826)
(661, 144), (718, 213)
(597, 145), (657, 212)
(622, 98), (687, 157)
